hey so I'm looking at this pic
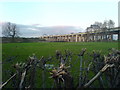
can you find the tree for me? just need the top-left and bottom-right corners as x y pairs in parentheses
(102, 20), (115, 29)
(2, 22), (20, 42)
(108, 19), (115, 28)
(102, 20), (108, 28)
(94, 22), (103, 28)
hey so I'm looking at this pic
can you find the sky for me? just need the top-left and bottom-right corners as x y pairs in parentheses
(0, 0), (120, 37)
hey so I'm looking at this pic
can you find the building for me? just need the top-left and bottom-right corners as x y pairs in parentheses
(118, 1), (120, 27)
(86, 24), (100, 33)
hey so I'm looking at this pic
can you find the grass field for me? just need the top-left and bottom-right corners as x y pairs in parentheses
(2, 42), (119, 88)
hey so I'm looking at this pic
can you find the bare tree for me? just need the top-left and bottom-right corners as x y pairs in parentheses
(108, 19), (115, 28)
(102, 20), (108, 28)
(94, 22), (103, 28)
(2, 22), (20, 42)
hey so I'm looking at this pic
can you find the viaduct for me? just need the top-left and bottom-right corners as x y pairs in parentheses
(40, 27), (120, 42)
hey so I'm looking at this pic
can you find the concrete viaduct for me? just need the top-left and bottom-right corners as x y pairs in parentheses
(40, 27), (120, 42)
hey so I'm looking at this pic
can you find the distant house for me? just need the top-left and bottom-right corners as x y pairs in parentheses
(86, 24), (100, 32)
(91, 25), (100, 29)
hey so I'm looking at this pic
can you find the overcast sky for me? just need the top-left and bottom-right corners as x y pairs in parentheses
(0, 0), (119, 29)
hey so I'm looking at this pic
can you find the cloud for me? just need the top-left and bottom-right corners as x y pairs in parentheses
(18, 24), (84, 37)
(27, 27), (40, 31)
(1, 22), (84, 37)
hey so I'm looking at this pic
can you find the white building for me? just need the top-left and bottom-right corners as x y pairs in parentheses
(118, 1), (120, 27)
(86, 24), (100, 33)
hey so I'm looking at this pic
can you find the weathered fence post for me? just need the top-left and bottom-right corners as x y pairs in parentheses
(78, 48), (86, 88)
(29, 55), (37, 89)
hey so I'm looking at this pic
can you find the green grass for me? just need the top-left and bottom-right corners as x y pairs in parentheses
(2, 42), (119, 88)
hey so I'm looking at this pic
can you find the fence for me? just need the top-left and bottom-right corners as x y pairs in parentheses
(0, 48), (120, 89)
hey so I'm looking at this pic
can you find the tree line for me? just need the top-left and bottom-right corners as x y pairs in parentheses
(86, 19), (115, 33)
